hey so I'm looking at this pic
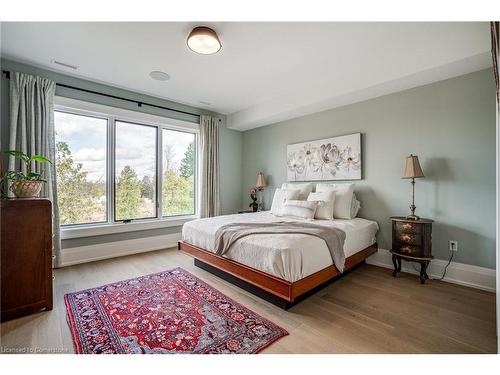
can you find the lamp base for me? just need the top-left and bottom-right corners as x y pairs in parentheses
(406, 202), (419, 220)
(406, 214), (420, 221)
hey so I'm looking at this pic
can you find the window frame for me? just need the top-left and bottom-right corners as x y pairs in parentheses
(54, 97), (201, 239)
(54, 109), (110, 227)
(161, 127), (198, 219)
(114, 119), (159, 222)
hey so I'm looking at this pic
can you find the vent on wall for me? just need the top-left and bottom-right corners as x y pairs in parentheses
(51, 59), (78, 70)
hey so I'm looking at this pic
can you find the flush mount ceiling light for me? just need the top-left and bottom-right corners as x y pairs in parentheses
(187, 26), (221, 55)
(149, 71), (170, 81)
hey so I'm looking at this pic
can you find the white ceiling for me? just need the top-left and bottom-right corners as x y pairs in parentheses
(0, 22), (492, 131)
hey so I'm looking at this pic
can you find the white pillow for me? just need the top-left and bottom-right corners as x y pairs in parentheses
(281, 199), (318, 220)
(307, 191), (335, 220)
(316, 183), (355, 219)
(270, 189), (300, 216)
(351, 193), (361, 218)
(281, 182), (313, 200)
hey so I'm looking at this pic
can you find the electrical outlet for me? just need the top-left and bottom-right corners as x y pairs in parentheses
(449, 240), (458, 252)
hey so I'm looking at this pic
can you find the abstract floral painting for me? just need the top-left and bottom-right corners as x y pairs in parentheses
(287, 133), (361, 181)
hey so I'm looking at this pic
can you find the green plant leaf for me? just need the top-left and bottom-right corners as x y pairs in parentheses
(32, 154), (52, 164)
(4, 150), (30, 163)
(5, 171), (25, 180)
(26, 172), (42, 180)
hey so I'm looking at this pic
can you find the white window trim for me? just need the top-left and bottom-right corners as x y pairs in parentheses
(60, 216), (196, 239)
(55, 96), (201, 239)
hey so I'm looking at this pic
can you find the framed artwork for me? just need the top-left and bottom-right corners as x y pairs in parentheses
(287, 133), (361, 181)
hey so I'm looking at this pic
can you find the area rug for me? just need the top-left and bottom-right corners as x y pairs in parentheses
(64, 267), (288, 354)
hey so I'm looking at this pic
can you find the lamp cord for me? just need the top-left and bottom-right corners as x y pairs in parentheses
(409, 251), (454, 281)
(434, 251), (454, 281)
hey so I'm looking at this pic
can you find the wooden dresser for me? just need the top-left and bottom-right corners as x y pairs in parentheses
(390, 216), (433, 284)
(1, 198), (53, 321)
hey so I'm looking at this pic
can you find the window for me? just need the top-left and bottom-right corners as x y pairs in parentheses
(162, 129), (196, 217)
(54, 111), (107, 225)
(115, 121), (157, 221)
(54, 103), (198, 230)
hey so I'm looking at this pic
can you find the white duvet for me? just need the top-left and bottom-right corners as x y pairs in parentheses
(182, 211), (378, 282)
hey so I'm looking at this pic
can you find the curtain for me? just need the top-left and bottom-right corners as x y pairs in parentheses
(492, 22), (499, 103)
(492, 22), (500, 345)
(199, 114), (220, 217)
(9, 71), (61, 267)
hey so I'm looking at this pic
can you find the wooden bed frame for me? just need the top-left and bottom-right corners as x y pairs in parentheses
(178, 240), (377, 309)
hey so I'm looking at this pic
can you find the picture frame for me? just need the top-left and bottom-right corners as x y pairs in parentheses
(286, 132), (361, 181)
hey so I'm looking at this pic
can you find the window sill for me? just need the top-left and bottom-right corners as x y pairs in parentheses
(60, 216), (198, 240)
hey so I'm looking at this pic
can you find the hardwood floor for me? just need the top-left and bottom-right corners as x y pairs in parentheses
(0, 247), (497, 354)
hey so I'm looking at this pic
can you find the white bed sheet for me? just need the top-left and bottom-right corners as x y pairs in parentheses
(182, 211), (378, 282)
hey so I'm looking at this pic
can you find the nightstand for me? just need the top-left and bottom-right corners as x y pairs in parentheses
(390, 216), (433, 284)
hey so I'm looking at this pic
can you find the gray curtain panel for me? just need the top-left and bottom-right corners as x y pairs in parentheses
(492, 22), (499, 103)
(9, 71), (61, 267)
(200, 114), (221, 217)
(492, 24), (500, 340)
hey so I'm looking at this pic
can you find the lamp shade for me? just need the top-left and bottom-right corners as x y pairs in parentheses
(402, 154), (424, 179)
(256, 172), (266, 189)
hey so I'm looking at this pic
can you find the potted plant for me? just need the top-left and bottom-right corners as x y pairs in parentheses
(1, 150), (52, 198)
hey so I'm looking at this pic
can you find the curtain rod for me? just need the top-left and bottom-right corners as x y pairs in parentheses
(2, 70), (202, 119)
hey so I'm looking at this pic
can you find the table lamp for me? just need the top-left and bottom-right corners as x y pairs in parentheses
(402, 154), (424, 220)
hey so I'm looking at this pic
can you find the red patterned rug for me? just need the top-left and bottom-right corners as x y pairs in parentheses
(65, 267), (288, 354)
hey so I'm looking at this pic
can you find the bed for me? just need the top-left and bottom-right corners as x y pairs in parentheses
(178, 211), (379, 309)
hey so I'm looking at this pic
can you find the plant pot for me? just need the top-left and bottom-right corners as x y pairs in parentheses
(10, 180), (43, 198)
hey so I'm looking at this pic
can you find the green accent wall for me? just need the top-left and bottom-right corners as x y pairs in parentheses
(0, 58), (242, 249)
(241, 69), (496, 269)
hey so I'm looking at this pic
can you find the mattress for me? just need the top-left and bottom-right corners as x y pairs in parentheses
(182, 211), (378, 282)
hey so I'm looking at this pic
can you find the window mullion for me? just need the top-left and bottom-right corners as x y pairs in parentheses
(195, 133), (200, 216)
(108, 116), (116, 224)
(157, 125), (163, 220)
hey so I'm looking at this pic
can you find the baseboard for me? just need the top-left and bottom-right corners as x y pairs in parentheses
(59, 232), (182, 267)
(367, 248), (496, 292)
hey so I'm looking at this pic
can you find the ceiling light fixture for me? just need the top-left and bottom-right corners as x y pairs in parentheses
(187, 26), (221, 55)
(149, 71), (170, 81)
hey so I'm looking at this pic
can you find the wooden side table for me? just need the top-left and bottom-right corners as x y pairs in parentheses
(390, 216), (433, 284)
